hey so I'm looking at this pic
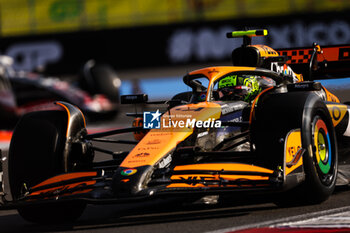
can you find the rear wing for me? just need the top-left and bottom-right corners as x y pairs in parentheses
(276, 44), (350, 79)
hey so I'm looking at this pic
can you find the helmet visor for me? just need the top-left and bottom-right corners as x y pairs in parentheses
(219, 85), (250, 100)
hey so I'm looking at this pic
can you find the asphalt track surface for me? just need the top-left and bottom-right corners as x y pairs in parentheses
(0, 184), (350, 233)
(1, 82), (350, 232)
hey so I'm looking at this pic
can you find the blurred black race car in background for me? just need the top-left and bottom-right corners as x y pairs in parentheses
(0, 56), (121, 128)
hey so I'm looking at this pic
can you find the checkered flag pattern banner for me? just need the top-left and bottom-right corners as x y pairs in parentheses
(278, 49), (313, 64)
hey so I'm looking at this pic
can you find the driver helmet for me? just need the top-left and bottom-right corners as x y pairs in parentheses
(218, 75), (260, 102)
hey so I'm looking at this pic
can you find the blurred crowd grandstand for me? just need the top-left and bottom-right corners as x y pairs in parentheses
(1, 0), (350, 37)
(1, 0), (350, 99)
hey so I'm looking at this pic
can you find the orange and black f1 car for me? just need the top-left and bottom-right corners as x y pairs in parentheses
(1, 29), (350, 223)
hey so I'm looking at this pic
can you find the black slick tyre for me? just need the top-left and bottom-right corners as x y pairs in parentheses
(251, 92), (337, 206)
(300, 95), (338, 204)
(8, 111), (86, 223)
(80, 61), (120, 103)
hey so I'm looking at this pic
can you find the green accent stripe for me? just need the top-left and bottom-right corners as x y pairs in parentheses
(228, 29), (268, 38)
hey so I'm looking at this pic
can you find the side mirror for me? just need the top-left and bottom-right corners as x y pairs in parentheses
(121, 94), (148, 104)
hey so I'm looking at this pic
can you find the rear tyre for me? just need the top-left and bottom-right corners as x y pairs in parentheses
(80, 60), (121, 103)
(9, 111), (86, 223)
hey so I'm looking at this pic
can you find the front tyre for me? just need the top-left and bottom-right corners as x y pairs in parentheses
(301, 99), (338, 203)
(9, 111), (86, 223)
(252, 92), (337, 206)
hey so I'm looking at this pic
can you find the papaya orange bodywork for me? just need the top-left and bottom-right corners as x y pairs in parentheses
(120, 102), (221, 168)
(173, 163), (274, 173)
(168, 163), (273, 188)
(188, 66), (256, 101)
(326, 103), (348, 127)
(29, 180), (96, 197)
(324, 86), (340, 103)
(251, 45), (279, 57)
(31, 172), (97, 190)
(284, 129), (303, 175)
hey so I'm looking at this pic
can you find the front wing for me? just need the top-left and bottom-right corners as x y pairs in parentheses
(0, 129), (305, 208)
